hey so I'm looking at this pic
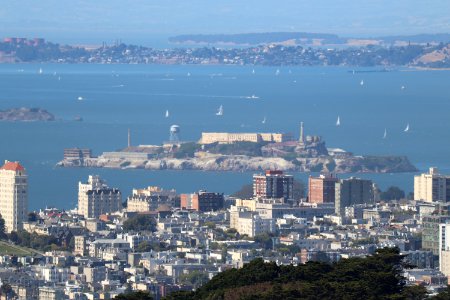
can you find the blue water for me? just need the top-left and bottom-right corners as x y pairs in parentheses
(0, 64), (449, 210)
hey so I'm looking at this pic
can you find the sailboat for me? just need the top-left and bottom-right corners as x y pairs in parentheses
(216, 105), (223, 116)
(360, 79), (364, 86)
(404, 123), (410, 132)
(262, 117), (266, 124)
(187, 72), (191, 77)
(383, 128), (387, 139)
(252, 69), (255, 75)
(275, 69), (280, 76)
(165, 110), (169, 118)
(336, 116), (341, 126)
(38, 68), (43, 74)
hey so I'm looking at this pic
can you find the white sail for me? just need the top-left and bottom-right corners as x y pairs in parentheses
(38, 68), (43, 74)
(404, 123), (409, 132)
(336, 116), (341, 126)
(360, 79), (364, 86)
(383, 128), (387, 139)
(252, 69), (255, 74)
(262, 117), (266, 124)
(275, 69), (280, 76)
(216, 105), (223, 116)
(165, 110), (169, 118)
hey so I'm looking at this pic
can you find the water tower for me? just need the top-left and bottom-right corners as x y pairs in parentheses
(169, 125), (180, 142)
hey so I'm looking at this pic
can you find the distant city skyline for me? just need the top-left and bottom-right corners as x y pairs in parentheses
(1, 0), (450, 46)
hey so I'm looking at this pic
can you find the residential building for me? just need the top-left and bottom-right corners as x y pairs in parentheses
(180, 191), (224, 212)
(229, 206), (275, 237)
(127, 186), (177, 212)
(78, 175), (122, 218)
(423, 215), (450, 256)
(335, 177), (374, 217)
(74, 235), (87, 256)
(414, 167), (450, 202)
(253, 170), (294, 202)
(38, 286), (65, 300)
(0, 161), (28, 233)
(308, 174), (339, 204)
(439, 221), (450, 277)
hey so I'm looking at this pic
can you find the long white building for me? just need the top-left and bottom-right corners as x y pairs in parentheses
(0, 161), (28, 233)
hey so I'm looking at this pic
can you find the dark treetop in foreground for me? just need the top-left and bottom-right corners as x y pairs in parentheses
(1, 38), (450, 67)
(163, 248), (447, 300)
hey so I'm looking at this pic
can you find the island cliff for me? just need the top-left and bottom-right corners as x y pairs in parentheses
(57, 127), (417, 173)
(0, 107), (55, 121)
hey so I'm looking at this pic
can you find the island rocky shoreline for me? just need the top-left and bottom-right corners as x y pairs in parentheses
(57, 153), (417, 174)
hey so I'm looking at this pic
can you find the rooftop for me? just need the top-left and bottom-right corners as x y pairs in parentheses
(1, 161), (25, 171)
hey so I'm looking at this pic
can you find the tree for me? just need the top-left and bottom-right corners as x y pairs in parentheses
(136, 241), (152, 252)
(0, 216), (6, 239)
(380, 186), (406, 201)
(123, 215), (157, 232)
(115, 291), (153, 300)
(27, 212), (38, 222)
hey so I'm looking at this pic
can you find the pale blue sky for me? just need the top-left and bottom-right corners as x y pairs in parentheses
(0, 0), (449, 45)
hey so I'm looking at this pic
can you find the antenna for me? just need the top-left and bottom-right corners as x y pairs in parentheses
(299, 122), (304, 143)
(128, 129), (131, 148)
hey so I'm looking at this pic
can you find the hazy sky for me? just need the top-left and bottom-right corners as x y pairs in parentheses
(1, 0), (449, 45)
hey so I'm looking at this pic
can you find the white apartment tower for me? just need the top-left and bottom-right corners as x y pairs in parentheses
(414, 167), (450, 202)
(78, 175), (121, 218)
(0, 161), (28, 233)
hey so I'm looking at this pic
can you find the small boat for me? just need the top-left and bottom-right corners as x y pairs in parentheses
(401, 85), (406, 90)
(252, 69), (255, 75)
(360, 79), (364, 86)
(246, 94), (260, 100)
(38, 68), (43, 74)
(275, 69), (280, 76)
(383, 128), (387, 139)
(187, 72), (191, 77)
(262, 117), (266, 124)
(74, 116), (83, 122)
(165, 110), (169, 118)
(216, 105), (223, 116)
(336, 116), (341, 126)
(404, 123), (410, 132)
(77, 96), (84, 101)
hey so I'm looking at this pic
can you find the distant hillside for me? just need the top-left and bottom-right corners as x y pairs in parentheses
(169, 32), (450, 47)
(378, 33), (450, 45)
(169, 32), (345, 45)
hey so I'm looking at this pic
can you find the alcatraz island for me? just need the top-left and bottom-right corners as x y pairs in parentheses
(58, 123), (417, 173)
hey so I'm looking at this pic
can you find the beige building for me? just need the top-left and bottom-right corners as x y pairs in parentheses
(127, 186), (177, 212)
(200, 132), (290, 144)
(74, 235), (87, 256)
(0, 161), (28, 233)
(78, 175), (122, 218)
(235, 198), (257, 211)
(230, 206), (275, 237)
(414, 167), (450, 202)
(439, 222), (450, 278)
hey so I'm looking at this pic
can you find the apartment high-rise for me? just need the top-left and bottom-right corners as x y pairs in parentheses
(414, 167), (450, 202)
(180, 190), (224, 212)
(308, 174), (339, 204)
(253, 170), (294, 202)
(335, 177), (374, 217)
(0, 161), (28, 233)
(78, 175), (121, 219)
